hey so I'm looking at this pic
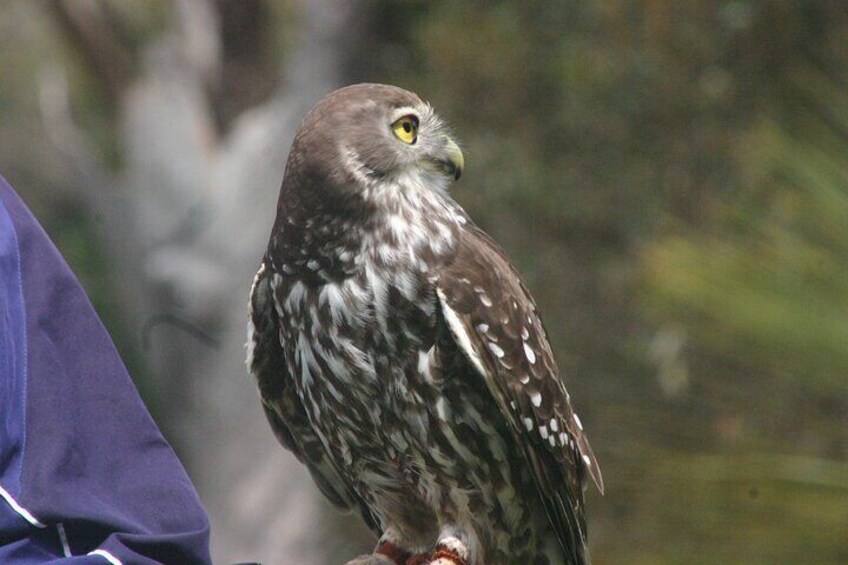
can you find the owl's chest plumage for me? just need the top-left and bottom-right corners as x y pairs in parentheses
(274, 261), (437, 446)
(267, 181), (548, 561)
(270, 186), (460, 470)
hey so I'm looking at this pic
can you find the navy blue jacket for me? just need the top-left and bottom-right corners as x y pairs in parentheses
(0, 175), (212, 564)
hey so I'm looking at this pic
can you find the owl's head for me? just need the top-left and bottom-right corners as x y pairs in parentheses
(283, 83), (464, 208)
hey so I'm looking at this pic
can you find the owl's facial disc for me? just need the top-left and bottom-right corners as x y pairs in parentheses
(386, 106), (464, 182)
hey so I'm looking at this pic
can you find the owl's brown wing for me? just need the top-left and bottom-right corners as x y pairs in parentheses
(435, 223), (603, 561)
(247, 260), (379, 532)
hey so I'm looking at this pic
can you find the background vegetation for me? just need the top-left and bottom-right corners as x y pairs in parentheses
(1, 1), (846, 563)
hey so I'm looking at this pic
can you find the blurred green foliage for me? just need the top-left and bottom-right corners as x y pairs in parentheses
(637, 69), (848, 561)
(646, 104), (848, 392)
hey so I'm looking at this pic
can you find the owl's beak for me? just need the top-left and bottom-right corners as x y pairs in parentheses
(443, 137), (464, 180)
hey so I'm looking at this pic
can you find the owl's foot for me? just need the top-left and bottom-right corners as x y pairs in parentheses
(426, 536), (469, 565)
(373, 540), (412, 565)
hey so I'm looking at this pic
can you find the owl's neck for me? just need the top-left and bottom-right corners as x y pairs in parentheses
(270, 173), (467, 284)
(359, 173), (465, 271)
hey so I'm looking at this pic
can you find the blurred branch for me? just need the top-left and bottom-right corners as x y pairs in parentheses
(142, 313), (222, 351)
(37, 64), (111, 202)
(195, 0), (279, 131)
(45, 0), (135, 111)
(175, 0), (222, 89)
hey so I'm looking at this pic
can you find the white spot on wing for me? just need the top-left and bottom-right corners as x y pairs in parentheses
(523, 342), (537, 365)
(437, 288), (487, 377)
(530, 391), (542, 407)
(523, 417), (534, 431)
(574, 413), (584, 430)
(487, 342), (505, 358)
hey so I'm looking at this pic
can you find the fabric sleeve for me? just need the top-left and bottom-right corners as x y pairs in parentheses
(0, 174), (212, 565)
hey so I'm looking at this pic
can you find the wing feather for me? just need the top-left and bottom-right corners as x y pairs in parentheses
(248, 261), (378, 531)
(436, 224), (603, 561)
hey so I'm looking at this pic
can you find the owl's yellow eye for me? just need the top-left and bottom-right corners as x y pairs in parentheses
(391, 115), (418, 144)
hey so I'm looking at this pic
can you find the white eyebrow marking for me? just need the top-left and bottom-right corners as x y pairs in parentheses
(390, 106), (422, 123)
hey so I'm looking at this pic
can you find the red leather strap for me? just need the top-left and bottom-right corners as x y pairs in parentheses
(375, 541), (412, 564)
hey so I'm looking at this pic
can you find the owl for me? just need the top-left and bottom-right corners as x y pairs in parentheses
(247, 84), (603, 564)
